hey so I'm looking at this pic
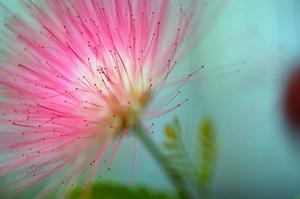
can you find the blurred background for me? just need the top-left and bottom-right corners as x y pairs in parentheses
(1, 0), (300, 199)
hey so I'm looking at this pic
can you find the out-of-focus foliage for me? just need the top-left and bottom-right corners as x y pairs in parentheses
(68, 182), (177, 199)
(163, 116), (217, 198)
(163, 117), (196, 186)
(164, 123), (178, 149)
(198, 118), (216, 189)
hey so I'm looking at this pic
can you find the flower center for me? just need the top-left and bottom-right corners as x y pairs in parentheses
(105, 86), (151, 134)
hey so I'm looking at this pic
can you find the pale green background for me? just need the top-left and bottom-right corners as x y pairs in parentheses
(1, 0), (300, 199)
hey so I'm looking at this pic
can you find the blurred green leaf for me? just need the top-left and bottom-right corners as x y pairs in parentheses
(164, 125), (177, 140)
(163, 141), (177, 149)
(68, 182), (177, 199)
(173, 116), (181, 132)
(198, 117), (216, 189)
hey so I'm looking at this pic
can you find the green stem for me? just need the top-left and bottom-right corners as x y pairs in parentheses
(131, 123), (190, 199)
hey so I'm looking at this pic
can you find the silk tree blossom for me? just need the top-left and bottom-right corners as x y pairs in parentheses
(0, 0), (203, 196)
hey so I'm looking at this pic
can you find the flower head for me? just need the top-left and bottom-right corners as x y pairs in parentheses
(0, 0), (200, 196)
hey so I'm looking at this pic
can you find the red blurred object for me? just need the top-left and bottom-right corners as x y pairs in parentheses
(284, 68), (300, 128)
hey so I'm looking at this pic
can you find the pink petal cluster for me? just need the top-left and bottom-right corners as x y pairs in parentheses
(0, 0), (199, 196)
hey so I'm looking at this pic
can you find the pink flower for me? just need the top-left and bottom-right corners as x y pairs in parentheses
(0, 0), (200, 196)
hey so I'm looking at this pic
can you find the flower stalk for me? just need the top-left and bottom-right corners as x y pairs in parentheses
(131, 123), (190, 199)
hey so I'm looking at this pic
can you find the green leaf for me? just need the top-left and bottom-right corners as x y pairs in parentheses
(295, 194), (300, 199)
(164, 124), (177, 140)
(68, 182), (178, 199)
(163, 141), (177, 149)
(173, 116), (181, 132)
(199, 118), (213, 139)
(197, 117), (216, 189)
